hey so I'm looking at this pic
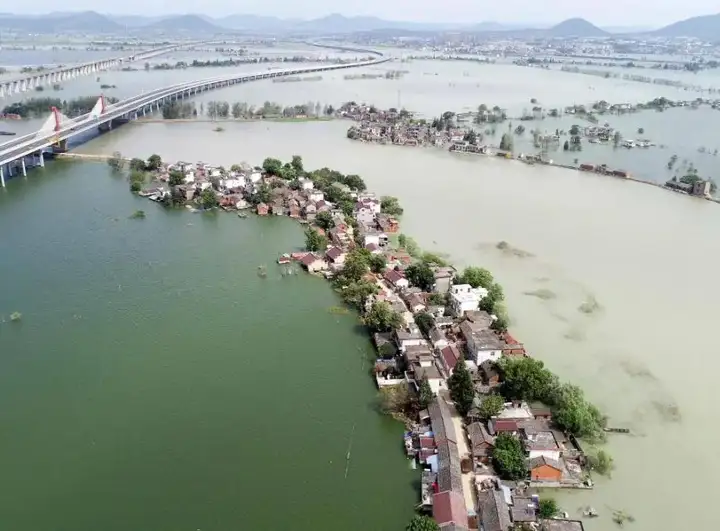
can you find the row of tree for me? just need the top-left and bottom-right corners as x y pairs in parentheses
(2, 95), (119, 118)
(160, 100), (338, 121)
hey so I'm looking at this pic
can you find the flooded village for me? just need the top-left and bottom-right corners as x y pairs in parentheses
(339, 100), (717, 202)
(124, 153), (621, 531)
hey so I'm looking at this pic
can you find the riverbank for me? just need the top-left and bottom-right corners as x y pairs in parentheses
(114, 152), (616, 529)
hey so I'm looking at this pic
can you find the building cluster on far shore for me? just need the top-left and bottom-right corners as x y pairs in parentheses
(132, 155), (604, 531)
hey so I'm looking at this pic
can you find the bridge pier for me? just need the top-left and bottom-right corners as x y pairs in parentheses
(21, 158), (26, 177)
(0, 165), (4, 188)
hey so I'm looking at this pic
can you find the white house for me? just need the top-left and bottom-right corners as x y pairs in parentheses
(208, 167), (222, 178)
(525, 431), (561, 462)
(197, 181), (213, 191)
(248, 171), (263, 184)
(309, 190), (324, 203)
(354, 202), (376, 224)
(298, 177), (314, 190)
(449, 284), (488, 316)
(414, 365), (446, 395)
(460, 323), (503, 365)
(222, 176), (246, 189)
(183, 171), (195, 184)
(384, 269), (409, 290)
(394, 328), (426, 353)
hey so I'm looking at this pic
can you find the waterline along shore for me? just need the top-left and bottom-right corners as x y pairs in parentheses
(105, 151), (622, 530)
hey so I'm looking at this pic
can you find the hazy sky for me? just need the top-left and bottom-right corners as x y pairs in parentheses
(8, 1), (719, 26)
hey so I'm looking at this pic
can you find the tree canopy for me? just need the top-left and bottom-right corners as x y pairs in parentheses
(168, 170), (185, 187)
(315, 211), (334, 231)
(380, 196), (404, 216)
(340, 280), (378, 309)
(492, 433), (528, 480)
(418, 379), (434, 409)
(363, 301), (403, 332)
(129, 158), (146, 172)
(290, 155), (304, 174)
(405, 262), (435, 291)
(477, 393), (505, 420)
(262, 157), (283, 176)
(414, 312), (435, 337)
(304, 228), (328, 252)
(368, 254), (386, 274)
(199, 189), (218, 209)
(406, 514), (439, 531)
(146, 154), (162, 171)
(334, 248), (370, 286)
(456, 266), (494, 289)
(447, 356), (475, 416)
(538, 498), (559, 519)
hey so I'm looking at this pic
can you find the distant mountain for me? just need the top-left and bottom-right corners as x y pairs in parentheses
(0, 11), (121, 33)
(653, 13), (720, 41)
(601, 25), (656, 34)
(109, 15), (167, 27)
(215, 14), (298, 32)
(144, 14), (224, 33)
(546, 18), (608, 37)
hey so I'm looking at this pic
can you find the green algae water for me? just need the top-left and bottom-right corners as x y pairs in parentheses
(0, 161), (416, 531)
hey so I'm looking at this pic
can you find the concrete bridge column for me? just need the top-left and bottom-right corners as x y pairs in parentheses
(0, 85), (4, 98)
(21, 158), (26, 177)
(0, 165), (4, 188)
(20, 80), (27, 92)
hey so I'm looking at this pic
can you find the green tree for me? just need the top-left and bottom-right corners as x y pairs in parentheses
(380, 196), (404, 216)
(315, 211), (334, 231)
(129, 158), (146, 172)
(130, 180), (142, 192)
(499, 133), (514, 152)
(492, 433), (528, 480)
(368, 254), (387, 274)
(107, 151), (124, 171)
(363, 301), (403, 332)
(397, 234), (420, 257)
(414, 312), (435, 337)
(199, 188), (218, 209)
(249, 183), (272, 205)
(168, 170), (185, 187)
(343, 174), (366, 191)
(498, 357), (558, 403)
(146, 154), (162, 171)
(491, 314), (509, 333)
(456, 266), (494, 289)
(427, 292), (446, 306)
(405, 262), (435, 291)
(340, 280), (378, 309)
(477, 393), (505, 420)
(290, 155), (304, 174)
(538, 498), (559, 519)
(262, 157), (283, 176)
(304, 228), (328, 252)
(334, 249), (371, 286)
(418, 379), (434, 409)
(406, 515), (439, 531)
(553, 383), (604, 439)
(587, 449), (614, 476)
(447, 356), (475, 416)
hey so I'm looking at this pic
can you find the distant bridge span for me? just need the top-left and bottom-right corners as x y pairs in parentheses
(0, 47), (388, 187)
(0, 42), (206, 99)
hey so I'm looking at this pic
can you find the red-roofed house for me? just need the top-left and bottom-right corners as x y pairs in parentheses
(433, 490), (468, 528)
(384, 269), (409, 290)
(502, 333), (527, 357)
(300, 253), (328, 273)
(439, 345), (463, 374)
(489, 419), (519, 434)
(325, 246), (346, 266)
(365, 242), (382, 254)
(256, 203), (269, 216)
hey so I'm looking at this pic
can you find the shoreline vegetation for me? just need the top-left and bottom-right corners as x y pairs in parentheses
(1, 95), (119, 119)
(108, 151), (618, 529)
(160, 99), (337, 121)
(142, 55), (376, 71)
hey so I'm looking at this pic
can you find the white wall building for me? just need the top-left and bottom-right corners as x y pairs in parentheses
(449, 284), (488, 316)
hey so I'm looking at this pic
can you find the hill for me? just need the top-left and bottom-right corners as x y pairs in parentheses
(547, 18), (608, 37)
(0, 11), (121, 33)
(144, 14), (224, 33)
(653, 13), (720, 41)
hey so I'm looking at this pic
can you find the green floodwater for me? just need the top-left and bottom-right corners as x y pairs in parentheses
(0, 161), (417, 531)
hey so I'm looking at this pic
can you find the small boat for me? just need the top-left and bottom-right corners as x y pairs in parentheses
(0, 131), (16, 136)
(237, 212), (247, 218)
(277, 253), (291, 265)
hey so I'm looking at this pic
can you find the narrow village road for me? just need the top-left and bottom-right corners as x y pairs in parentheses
(450, 403), (476, 512)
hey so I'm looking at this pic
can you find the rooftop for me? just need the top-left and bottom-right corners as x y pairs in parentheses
(477, 489), (512, 531)
(541, 519), (585, 531)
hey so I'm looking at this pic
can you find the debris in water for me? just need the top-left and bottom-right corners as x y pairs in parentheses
(496, 240), (534, 258)
(257, 265), (267, 278)
(129, 210), (146, 219)
(611, 509), (635, 527)
(10, 311), (22, 322)
(523, 288), (557, 300)
(618, 359), (657, 382)
(578, 296), (601, 315)
(563, 327), (586, 342)
(651, 400), (682, 423)
(328, 306), (350, 315)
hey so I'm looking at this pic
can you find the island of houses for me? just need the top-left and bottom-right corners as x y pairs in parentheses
(131, 154), (610, 531)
